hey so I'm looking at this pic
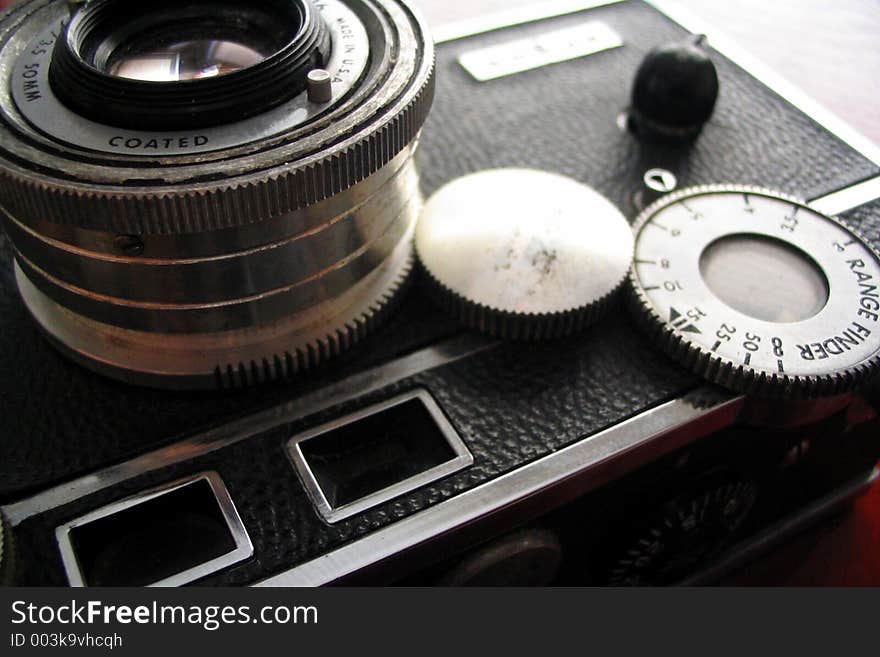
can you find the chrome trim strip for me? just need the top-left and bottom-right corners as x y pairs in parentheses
(433, 0), (627, 44)
(646, 0), (880, 168)
(56, 472), (253, 587)
(257, 392), (743, 586)
(288, 389), (473, 524)
(811, 176), (880, 216)
(1, 335), (496, 526)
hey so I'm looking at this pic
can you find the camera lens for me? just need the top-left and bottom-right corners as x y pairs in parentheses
(49, 0), (331, 129)
(106, 40), (267, 82)
(0, 0), (434, 389)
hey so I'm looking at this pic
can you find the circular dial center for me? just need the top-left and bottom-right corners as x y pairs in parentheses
(629, 186), (880, 393)
(699, 233), (830, 323)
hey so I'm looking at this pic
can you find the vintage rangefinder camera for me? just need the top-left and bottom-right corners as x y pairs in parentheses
(0, 0), (879, 587)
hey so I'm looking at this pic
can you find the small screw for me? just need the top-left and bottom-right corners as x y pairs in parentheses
(307, 69), (333, 104)
(643, 168), (678, 194)
(114, 234), (145, 256)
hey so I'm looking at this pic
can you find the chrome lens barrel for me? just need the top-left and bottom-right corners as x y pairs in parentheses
(0, 0), (434, 389)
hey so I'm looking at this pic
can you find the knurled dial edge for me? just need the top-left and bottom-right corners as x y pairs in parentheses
(415, 168), (635, 341)
(417, 258), (627, 341)
(626, 184), (880, 398)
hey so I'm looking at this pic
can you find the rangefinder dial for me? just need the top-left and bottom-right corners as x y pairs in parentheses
(628, 185), (880, 397)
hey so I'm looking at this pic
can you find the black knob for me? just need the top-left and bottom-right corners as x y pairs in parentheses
(629, 35), (719, 143)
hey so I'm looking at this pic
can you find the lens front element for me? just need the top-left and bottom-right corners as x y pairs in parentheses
(49, 0), (330, 129)
(107, 40), (268, 83)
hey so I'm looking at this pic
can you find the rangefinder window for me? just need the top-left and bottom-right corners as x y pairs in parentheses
(56, 473), (253, 587)
(289, 390), (474, 523)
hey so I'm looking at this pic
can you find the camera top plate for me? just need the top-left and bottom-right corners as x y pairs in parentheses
(2, 0), (880, 586)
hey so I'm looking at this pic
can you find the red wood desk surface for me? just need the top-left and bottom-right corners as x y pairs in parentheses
(722, 477), (880, 586)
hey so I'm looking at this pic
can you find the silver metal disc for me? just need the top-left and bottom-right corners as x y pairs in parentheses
(415, 168), (634, 340)
(628, 184), (880, 397)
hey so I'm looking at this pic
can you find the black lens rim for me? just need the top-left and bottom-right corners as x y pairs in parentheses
(49, 0), (331, 130)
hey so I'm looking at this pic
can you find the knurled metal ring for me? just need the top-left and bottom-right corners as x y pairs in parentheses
(16, 244), (415, 389)
(418, 260), (626, 341)
(414, 168), (634, 341)
(626, 184), (880, 398)
(0, 0), (434, 235)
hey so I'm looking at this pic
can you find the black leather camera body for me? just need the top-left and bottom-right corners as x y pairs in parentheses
(1, 0), (879, 587)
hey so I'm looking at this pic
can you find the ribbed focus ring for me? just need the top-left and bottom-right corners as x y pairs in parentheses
(0, 0), (435, 235)
(0, 71), (434, 236)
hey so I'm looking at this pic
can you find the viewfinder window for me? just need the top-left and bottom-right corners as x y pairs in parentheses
(289, 390), (473, 523)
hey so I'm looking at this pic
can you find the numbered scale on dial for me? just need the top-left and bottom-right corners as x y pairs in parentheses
(628, 185), (880, 397)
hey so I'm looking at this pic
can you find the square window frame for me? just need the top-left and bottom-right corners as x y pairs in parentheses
(55, 471), (253, 587)
(287, 389), (473, 524)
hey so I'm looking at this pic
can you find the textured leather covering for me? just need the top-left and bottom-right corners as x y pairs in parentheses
(418, 1), (878, 205)
(4, 0), (880, 585)
(840, 198), (880, 246)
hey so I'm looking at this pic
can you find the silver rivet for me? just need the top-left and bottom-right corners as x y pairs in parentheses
(307, 69), (333, 104)
(114, 234), (144, 257)
(643, 168), (678, 193)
